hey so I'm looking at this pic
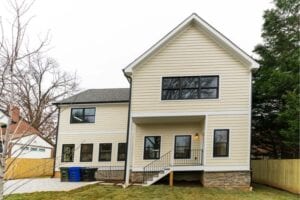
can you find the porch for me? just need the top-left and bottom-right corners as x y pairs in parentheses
(131, 114), (205, 185)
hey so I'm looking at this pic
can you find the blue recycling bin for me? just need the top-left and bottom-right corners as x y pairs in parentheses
(68, 167), (81, 182)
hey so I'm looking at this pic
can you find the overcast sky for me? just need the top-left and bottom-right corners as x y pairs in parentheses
(1, 0), (273, 90)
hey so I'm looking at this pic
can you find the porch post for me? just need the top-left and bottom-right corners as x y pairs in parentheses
(169, 171), (174, 187)
(124, 118), (133, 186)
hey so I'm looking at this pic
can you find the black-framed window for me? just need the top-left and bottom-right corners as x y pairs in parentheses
(213, 129), (229, 157)
(99, 143), (112, 161)
(117, 143), (127, 161)
(144, 136), (161, 160)
(70, 108), (95, 123)
(162, 76), (219, 100)
(80, 144), (93, 162)
(174, 135), (191, 159)
(62, 144), (75, 162)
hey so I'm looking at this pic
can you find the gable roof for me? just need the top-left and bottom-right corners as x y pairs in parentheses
(54, 88), (130, 105)
(123, 13), (259, 75)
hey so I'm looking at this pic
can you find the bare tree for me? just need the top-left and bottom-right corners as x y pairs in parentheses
(0, 0), (49, 199)
(1, 54), (79, 140)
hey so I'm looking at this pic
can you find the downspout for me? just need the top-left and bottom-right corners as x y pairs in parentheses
(122, 70), (132, 187)
(52, 106), (60, 178)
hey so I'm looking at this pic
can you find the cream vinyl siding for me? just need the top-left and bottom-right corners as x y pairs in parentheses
(131, 24), (250, 113)
(132, 122), (203, 168)
(59, 103), (128, 134)
(205, 114), (249, 166)
(55, 103), (128, 171)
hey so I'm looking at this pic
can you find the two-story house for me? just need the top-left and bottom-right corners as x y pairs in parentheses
(54, 13), (259, 189)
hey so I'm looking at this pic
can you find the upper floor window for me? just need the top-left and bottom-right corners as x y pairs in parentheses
(162, 76), (219, 100)
(213, 129), (229, 157)
(70, 108), (95, 123)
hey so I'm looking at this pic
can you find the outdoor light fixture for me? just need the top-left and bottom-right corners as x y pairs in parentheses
(194, 133), (199, 140)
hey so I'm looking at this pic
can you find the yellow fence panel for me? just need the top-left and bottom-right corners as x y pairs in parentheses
(5, 158), (54, 180)
(251, 159), (300, 194)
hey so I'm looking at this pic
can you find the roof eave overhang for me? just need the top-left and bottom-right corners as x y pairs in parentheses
(53, 100), (129, 106)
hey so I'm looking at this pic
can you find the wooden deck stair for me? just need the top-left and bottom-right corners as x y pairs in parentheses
(142, 168), (171, 186)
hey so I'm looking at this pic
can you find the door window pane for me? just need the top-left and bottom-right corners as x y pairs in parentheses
(174, 135), (191, 159)
(144, 136), (161, 159)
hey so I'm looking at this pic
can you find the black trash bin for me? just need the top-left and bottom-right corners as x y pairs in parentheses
(60, 167), (69, 182)
(80, 167), (97, 181)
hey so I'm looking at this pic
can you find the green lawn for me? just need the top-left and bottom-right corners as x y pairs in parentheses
(5, 183), (298, 200)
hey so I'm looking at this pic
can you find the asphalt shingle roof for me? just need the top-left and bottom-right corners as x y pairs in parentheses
(54, 88), (130, 105)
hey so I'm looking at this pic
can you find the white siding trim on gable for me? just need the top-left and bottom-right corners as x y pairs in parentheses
(124, 13), (259, 74)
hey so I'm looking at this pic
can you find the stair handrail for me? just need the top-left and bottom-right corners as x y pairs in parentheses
(143, 150), (171, 183)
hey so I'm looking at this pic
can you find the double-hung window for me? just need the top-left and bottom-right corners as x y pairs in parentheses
(70, 108), (95, 123)
(62, 144), (75, 162)
(174, 135), (191, 159)
(99, 143), (112, 161)
(117, 143), (127, 161)
(162, 76), (219, 100)
(144, 136), (161, 159)
(213, 129), (229, 157)
(80, 144), (93, 162)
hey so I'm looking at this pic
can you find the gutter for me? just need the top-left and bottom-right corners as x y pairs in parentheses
(122, 70), (132, 187)
(52, 106), (60, 178)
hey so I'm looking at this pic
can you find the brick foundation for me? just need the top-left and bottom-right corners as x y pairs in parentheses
(95, 170), (124, 181)
(201, 171), (250, 189)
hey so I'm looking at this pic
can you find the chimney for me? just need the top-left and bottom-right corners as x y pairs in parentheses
(10, 106), (20, 123)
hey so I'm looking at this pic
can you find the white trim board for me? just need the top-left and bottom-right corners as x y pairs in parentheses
(131, 165), (250, 172)
(59, 131), (126, 135)
(124, 13), (259, 75)
(132, 111), (248, 118)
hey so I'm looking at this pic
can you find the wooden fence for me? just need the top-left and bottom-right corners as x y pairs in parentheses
(4, 158), (54, 180)
(251, 159), (300, 194)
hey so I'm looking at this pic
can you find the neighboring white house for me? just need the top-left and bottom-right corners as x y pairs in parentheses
(54, 13), (259, 189)
(0, 109), (8, 126)
(0, 107), (54, 159)
(10, 134), (53, 159)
